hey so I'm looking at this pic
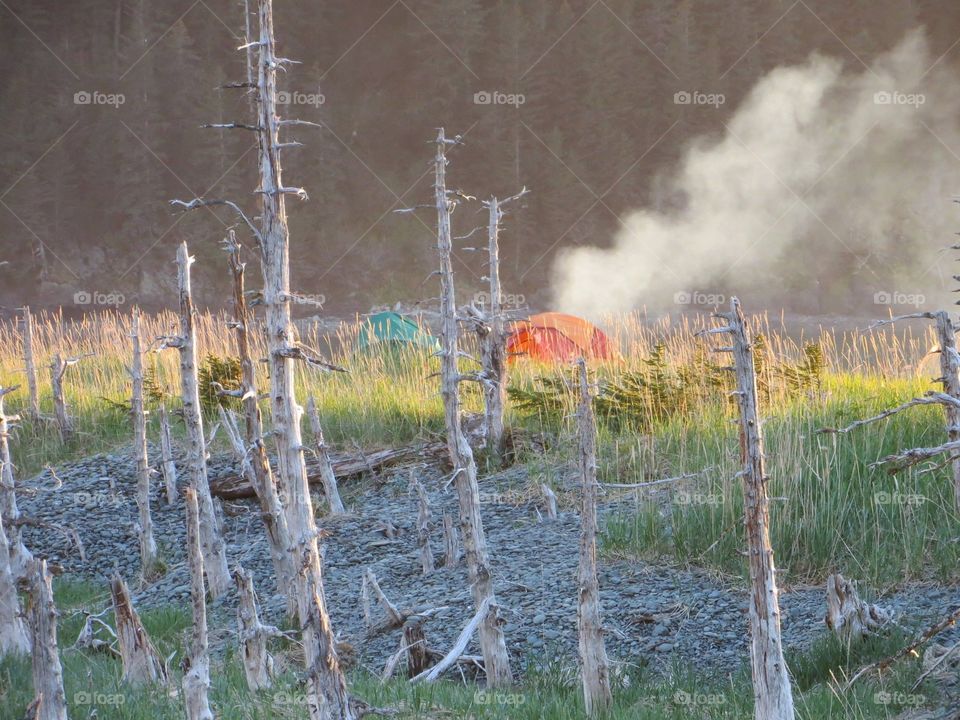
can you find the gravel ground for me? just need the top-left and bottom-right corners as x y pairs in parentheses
(17, 443), (960, 680)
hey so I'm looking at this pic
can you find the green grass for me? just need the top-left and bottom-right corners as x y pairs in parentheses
(0, 581), (942, 720)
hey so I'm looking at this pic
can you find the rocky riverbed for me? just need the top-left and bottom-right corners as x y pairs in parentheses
(16, 443), (960, 680)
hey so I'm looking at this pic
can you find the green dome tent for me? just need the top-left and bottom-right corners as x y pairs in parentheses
(356, 311), (439, 352)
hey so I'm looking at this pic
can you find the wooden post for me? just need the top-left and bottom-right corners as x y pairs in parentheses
(0, 511), (29, 657)
(49, 354), (72, 443)
(233, 565), (274, 691)
(158, 404), (178, 505)
(171, 242), (231, 599)
(718, 298), (795, 720)
(0, 386), (30, 580)
(254, 2), (354, 716)
(20, 306), (40, 418)
(575, 359), (612, 715)
(306, 396), (346, 515)
(28, 559), (67, 720)
(130, 308), (160, 580)
(933, 311), (960, 511)
(412, 476), (434, 575)
(433, 128), (512, 687)
(110, 574), (167, 685)
(183, 488), (214, 720)
(224, 234), (295, 611)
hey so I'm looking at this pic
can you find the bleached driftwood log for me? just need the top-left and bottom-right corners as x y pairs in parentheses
(709, 298), (795, 720)
(252, 1), (353, 715)
(158, 404), (178, 504)
(28, 559), (67, 720)
(412, 476), (434, 575)
(233, 565), (275, 691)
(130, 308), (160, 580)
(442, 512), (459, 568)
(165, 242), (231, 600)
(49, 354), (74, 443)
(824, 573), (892, 641)
(575, 359), (612, 716)
(410, 596), (492, 684)
(363, 568), (404, 633)
(223, 234), (295, 610)
(432, 128), (512, 687)
(0, 511), (29, 657)
(20, 306), (40, 418)
(183, 488), (214, 720)
(306, 395), (346, 515)
(0, 386), (30, 580)
(110, 573), (167, 685)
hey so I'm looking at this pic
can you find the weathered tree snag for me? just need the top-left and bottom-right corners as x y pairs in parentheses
(0, 386), (31, 580)
(28, 559), (67, 720)
(432, 128), (512, 688)
(110, 574), (167, 686)
(712, 298), (795, 720)
(403, 618), (429, 679)
(933, 311), (960, 511)
(233, 565), (275, 691)
(442, 512), (459, 568)
(20, 307), (40, 418)
(130, 308), (160, 581)
(183, 488), (214, 720)
(824, 573), (892, 641)
(253, 2), (354, 716)
(575, 359), (612, 716)
(223, 234), (295, 611)
(49, 354), (73, 443)
(410, 596), (493, 684)
(0, 511), (29, 657)
(306, 396), (346, 515)
(168, 242), (231, 600)
(158, 404), (178, 505)
(412, 477), (434, 575)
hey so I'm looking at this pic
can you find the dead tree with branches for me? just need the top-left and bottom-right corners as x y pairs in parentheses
(130, 308), (160, 580)
(703, 298), (795, 720)
(28, 558), (67, 720)
(49, 353), (83, 443)
(0, 511), (29, 657)
(160, 243), (231, 599)
(397, 128), (513, 687)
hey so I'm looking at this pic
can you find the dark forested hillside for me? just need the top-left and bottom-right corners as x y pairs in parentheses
(1, 0), (959, 315)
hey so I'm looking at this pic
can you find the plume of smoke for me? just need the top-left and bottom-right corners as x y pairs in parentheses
(552, 31), (960, 318)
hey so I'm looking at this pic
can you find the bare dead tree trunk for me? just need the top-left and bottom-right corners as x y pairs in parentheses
(130, 308), (160, 581)
(306, 396), (346, 515)
(0, 386), (30, 580)
(442, 512), (459, 568)
(28, 558), (67, 720)
(233, 565), (275, 691)
(433, 128), (512, 687)
(412, 476), (434, 575)
(541, 483), (558, 520)
(254, 2), (354, 716)
(49, 354), (73, 443)
(482, 197), (507, 462)
(933, 311), (960, 511)
(20, 307), (40, 418)
(717, 298), (795, 720)
(158, 404), (178, 505)
(223, 234), (295, 612)
(575, 359), (612, 716)
(169, 242), (231, 599)
(183, 488), (214, 720)
(0, 511), (29, 657)
(110, 574), (167, 685)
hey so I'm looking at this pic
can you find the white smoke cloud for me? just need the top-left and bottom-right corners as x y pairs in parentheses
(552, 31), (960, 317)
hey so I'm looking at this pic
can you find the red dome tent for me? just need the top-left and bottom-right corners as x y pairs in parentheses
(506, 312), (614, 363)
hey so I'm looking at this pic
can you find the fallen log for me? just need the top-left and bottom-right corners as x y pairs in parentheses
(210, 442), (448, 500)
